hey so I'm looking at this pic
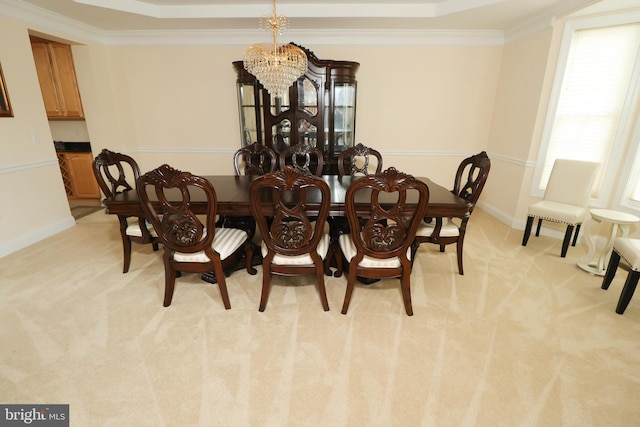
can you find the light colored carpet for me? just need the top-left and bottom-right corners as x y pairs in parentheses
(1, 209), (638, 426)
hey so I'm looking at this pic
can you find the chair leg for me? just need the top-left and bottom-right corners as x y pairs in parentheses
(334, 246), (344, 278)
(601, 250), (620, 290)
(456, 236), (465, 276)
(522, 216), (534, 246)
(400, 270), (413, 316)
(616, 270), (640, 315)
(560, 225), (574, 257)
(163, 252), (176, 307)
(324, 244), (334, 276)
(258, 261), (272, 312)
(341, 266), (358, 314)
(572, 224), (581, 247)
(315, 264), (330, 311)
(245, 241), (257, 275)
(122, 235), (132, 273)
(213, 263), (231, 310)
(535, 218), (543, 237)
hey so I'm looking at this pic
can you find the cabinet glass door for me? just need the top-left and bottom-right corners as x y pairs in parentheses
(237, 83), (263, 146)
(333, 84), (356, 155)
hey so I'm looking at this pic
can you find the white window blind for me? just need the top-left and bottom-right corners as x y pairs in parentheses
(537, 22), (640, 203)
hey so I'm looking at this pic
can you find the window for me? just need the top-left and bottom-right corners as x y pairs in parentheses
(533, 13), (640, 213)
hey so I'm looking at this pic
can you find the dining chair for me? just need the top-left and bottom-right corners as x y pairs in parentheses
(249, 166), (332, 312)
(278, 143), (324, 176)
(522, 158), (599, 257)
(222, 142), (279, 239)
(337, 143), (383, 178)
(233, 142), (278, 176)
(414, 151), (491, 275)
(92, 148), (158, 273)
(326, 143), (384, 277)
(137, 164), (256, 308)
(339, 167), (430, 316)
(601, 237), (640, 315)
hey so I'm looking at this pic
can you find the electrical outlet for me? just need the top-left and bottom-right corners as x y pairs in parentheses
(31, 131), (39, 144)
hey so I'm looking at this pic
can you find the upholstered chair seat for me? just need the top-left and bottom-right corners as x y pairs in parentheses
(173, 227), (251, 263)
(339, 234), (412, 268)
(416, 218), (460, 239)
(260, 233), (330, 266)
(125, 221), (157, 238)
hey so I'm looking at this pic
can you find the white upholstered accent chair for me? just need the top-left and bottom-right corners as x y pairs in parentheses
(601, 237), (640, 314)
(249, 166), (332, 312)
(137, 164), (255, 308)
(522, 159), (599, 257)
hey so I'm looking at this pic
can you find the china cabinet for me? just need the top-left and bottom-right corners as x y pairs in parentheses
(233, 44), (359, 174)
(30, 36), (84, 119)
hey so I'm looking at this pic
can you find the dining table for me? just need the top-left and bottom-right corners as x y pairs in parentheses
(103, 174), (472, 282)
(103, 174), (471, 218)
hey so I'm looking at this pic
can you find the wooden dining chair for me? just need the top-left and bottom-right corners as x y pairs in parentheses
(137, 164), (256, 308)
(326, 143), (384, 277)
(339, 167), (429, 316)
(233, 142), (278, 176)
(222, 142), (279, 239)
(278, 143), (324, 176)
(249, 166), (332, 312)
(414, 151), (490, 275)
(92, 148), (158, 273)
(337, 143), (383, 178)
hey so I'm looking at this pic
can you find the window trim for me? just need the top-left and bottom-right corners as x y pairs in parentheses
(532, 11), (640, 214)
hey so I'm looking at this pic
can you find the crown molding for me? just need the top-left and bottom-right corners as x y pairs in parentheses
(103, 28), (505, 46)
(1, 0), (504, 46)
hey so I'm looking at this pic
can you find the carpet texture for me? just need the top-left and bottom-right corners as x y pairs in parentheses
(0, 209), (638, 426)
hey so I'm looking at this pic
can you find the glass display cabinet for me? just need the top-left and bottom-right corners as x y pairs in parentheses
(233, 44), (359, 174)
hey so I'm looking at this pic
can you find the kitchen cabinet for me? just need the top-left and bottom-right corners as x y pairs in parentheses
(57, 151), (100, 199)
(30, 36), (84, 119)
(233, 44), (359, 174)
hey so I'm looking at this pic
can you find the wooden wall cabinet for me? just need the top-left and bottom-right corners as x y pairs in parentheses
(57, 152), (100, 199)
(233, 44), (359, 174)
(30, 37), (84, 119)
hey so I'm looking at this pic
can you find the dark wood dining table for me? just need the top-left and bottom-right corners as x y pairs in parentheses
(103, 174), (471, 283)
(103, 174), (471, 219)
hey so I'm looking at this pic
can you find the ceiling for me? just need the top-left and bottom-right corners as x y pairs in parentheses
(12, 0), (632, 33)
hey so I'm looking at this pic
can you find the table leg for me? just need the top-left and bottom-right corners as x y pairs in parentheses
(578, 217), (600, 274)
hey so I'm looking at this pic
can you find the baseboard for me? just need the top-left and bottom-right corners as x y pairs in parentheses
(0, 215), (75, 258)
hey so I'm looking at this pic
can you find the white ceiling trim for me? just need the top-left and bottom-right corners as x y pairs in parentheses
(102, 29), (505, 46)
(1, 0), (507, 46)
(73, 0), (508, 19)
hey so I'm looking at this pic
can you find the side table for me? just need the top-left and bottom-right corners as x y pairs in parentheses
(578, 208), (640, 275)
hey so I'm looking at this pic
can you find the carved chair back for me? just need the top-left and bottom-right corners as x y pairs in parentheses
(233, 142), (278, 176)
(453, 151), (491, 213)
(337, 143), (383, 177)
(137, 164), (218, 256)
(250, 166), (331, 260)
(345, 167), (429, 264)
(92, 148), (140, 198)
(278, 143), (324, 176)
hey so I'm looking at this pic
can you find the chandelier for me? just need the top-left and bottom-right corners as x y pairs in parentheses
(243, 0), (307, 97)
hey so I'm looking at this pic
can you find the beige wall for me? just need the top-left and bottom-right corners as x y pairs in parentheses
(0, 16), (73, 256)
(0, 9), (563, 256)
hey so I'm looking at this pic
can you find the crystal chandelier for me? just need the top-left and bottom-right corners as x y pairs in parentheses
(243, 0), (307, 97)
